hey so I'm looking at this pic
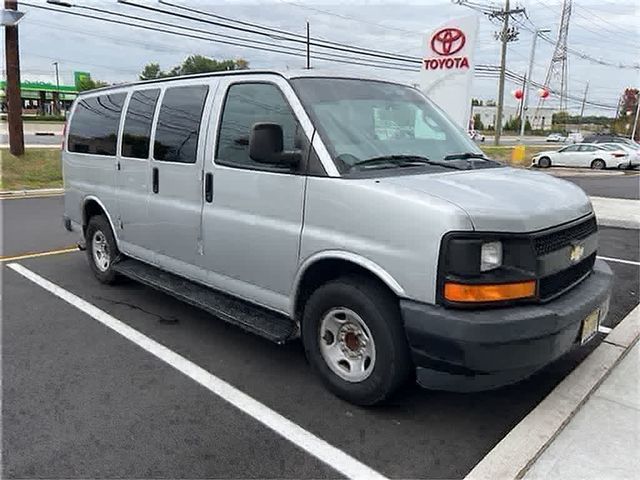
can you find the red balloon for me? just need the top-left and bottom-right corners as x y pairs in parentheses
(513, 89), (524, 100)
(539, 88), (550, 99)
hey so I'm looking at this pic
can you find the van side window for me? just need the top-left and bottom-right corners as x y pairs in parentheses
(122, 89), (160, 159)
(153, 85), (209, 164)
(68, 93), (126, 155)
(217, 83), (301, 169)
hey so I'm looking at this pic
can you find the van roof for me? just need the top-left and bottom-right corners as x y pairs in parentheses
(79, 69), (410, 96)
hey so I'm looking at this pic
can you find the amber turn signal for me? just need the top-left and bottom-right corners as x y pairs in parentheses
(444, 280), (536, 303)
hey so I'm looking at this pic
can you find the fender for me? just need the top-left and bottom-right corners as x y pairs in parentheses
(290, 250), (406, 314)
(82, 195), (120, 246)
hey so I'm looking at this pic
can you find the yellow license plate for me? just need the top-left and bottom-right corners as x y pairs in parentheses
(580, 309), (600, 345)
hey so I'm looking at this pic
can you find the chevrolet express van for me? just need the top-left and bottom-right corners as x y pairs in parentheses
(63, 71), (613, 405)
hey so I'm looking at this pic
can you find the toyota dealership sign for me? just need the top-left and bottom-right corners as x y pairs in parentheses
(420, 16), (479, 128)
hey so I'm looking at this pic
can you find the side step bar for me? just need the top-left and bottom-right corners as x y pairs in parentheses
(113, 258), (297, 344)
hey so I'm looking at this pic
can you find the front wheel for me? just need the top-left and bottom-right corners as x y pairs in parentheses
(538, 156), (551, 168)
(591, 159), (606, 170)
(302, 276), (412, 406)
(85, 214), (120, 284)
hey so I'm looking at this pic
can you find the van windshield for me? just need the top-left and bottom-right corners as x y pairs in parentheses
(291, 77), (498, 174)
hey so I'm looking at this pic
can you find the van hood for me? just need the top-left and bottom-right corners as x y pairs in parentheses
(381, 167), (593, 232)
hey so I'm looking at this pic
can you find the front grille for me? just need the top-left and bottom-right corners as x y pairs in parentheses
(534, 217), (597, 256)
(539, 253), (596, 300)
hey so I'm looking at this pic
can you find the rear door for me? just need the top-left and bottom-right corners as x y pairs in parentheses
(142, 81), (213, 267)
(116, 88), (160, 247)
(576, 144), (597, 167)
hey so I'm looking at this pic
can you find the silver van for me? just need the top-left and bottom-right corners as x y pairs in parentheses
(63, 70), (612, 405)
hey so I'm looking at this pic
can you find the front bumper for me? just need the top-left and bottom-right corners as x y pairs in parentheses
(401, 259), (613, 392)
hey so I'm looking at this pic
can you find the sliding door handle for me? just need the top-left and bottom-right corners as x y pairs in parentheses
(204, 172), (213, 203)
(152, 167), (159, 194)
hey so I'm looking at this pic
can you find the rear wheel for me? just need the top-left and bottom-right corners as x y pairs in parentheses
(301, 275), (412, 406)
(591, 159), (606, 170)
(85, 215), (120, 284)
(538, 156), (551, 168)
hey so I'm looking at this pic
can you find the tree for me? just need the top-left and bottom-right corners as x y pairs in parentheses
(76, 76), (108, 91)
(612, 88), (639, 139)
(471, 98), (483, 107)
(139, 62), (166, 81)
(552, 111), (570, 125)
(486, 99), (496, 107)
(139, 55), (249, 80)
(473, 113), (484, 130)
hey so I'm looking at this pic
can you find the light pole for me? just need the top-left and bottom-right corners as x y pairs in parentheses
(519, 28), (551, 139)
(2, 0), (26, 156)
(52, 60), (60, 115)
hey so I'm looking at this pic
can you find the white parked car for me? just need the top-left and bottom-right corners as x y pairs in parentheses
(566, 132), (584, 144)
(532, 143), (629, 169)
(600, 142), (640, 169)
(545, 133), (566, 142)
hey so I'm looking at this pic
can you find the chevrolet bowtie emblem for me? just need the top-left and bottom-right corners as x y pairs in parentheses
(570, 243), (585, 263)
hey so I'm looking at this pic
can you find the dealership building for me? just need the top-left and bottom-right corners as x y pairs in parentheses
(472, 104), (560, 131)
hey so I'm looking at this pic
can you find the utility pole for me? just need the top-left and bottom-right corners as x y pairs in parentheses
(519, 28), (550, 138)
(488, 0), (525, 145)
(494, 0), (510, 146)
(52, 61), (60, 115)
(4, 0), (24, 155)
(578, 81), (589, 131)
(305, 20), (310, 69)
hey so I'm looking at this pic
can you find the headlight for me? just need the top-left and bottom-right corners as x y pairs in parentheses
(439, 234), (537, 305)
(481, 241), (502, 271)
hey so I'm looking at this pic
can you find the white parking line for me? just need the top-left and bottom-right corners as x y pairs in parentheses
(597, 255), (640, 267)
(7, 263), (387, 480)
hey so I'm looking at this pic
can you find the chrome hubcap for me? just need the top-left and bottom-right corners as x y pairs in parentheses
(92, 230), (110, 272)
(319, 307), (376, 383)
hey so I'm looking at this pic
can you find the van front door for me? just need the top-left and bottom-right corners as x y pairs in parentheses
(199, 79), (308, 313)
(143, 83), (211, 267)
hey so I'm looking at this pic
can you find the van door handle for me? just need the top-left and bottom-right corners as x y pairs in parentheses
(204, 172), (213, 203)
(152, 167), (159, 194)
(117, 161), (121, 171)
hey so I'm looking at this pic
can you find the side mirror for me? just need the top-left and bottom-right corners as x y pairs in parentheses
(249, 122), (301, 167)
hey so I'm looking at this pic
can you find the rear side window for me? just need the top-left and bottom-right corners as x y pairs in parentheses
(216, 83), (301, 169)
(122, 89), (160, 159)
(153, 85), (209, 164)
(68, 93), (126, 155)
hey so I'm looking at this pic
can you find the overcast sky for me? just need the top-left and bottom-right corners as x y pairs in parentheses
(4, 0), (639, 115)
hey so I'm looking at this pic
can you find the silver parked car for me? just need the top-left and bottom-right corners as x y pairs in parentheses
(63, 71), (612, 405)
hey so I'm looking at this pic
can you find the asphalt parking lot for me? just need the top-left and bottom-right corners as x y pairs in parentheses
(2, 195), (639, 478)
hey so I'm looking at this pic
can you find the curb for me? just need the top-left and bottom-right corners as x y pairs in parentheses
(591, 196), (640, 230)
(465, 303), (640, 480)
(0, 188), (64, 199)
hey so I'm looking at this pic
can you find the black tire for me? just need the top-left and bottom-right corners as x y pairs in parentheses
(301, 275), (412, 406)
(538, 156), (551, 168)
(85, 214), (120, 284)
(591, 159), (606, 170)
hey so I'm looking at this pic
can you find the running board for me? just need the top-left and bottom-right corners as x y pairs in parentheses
(113, 258), (297, 344)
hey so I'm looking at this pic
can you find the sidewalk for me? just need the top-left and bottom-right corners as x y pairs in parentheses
(525, 341), (639, 479)
(467, 305), (640, 480)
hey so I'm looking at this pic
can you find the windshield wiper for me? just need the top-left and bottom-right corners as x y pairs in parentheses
(443, 152), (489, 161)
(349, 155), (464, 171)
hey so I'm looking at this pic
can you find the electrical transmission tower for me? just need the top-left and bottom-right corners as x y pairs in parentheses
(535, 0), (572, 124)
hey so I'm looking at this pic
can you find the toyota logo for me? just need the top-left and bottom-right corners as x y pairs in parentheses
(431, 28), (466, 56)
